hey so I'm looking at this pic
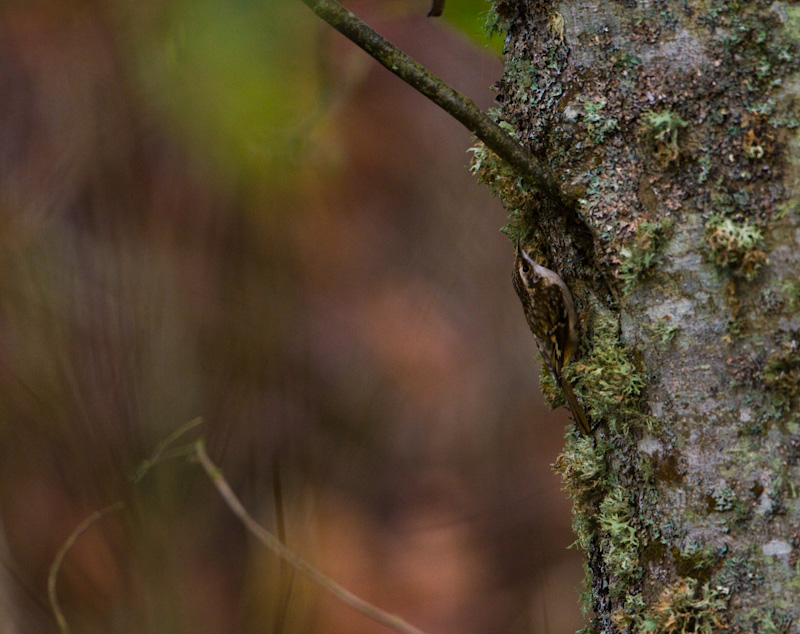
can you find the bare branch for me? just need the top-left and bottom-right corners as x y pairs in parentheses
(298, 0), (567, 203)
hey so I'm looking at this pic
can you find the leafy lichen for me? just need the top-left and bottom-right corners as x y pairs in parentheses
(779, 278), (800, 312)
(618, 219), (674, 294)
(640, 109), (689, 167)
(583, 98), (620, 146)
(599, 484), (642, 594)
(704, 215), (767, 281)
(613, 578), (729, 634)
(649, 579), (728, 634)
(647, 317), (681, 345)
(469, 140), (533, 215)
(567, 309), (648, 435)
(760, 333), (800, 416)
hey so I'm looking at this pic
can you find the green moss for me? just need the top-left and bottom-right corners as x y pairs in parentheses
(556, 441), (647, 603)
(610, 593), (648, 632)
(779, 278), (800, 311)
(547, 10), (565, 42)
(760, 335), (800, 416)
(550, 316), (657, 628)
(555, 435), (610, 554)
(583, 99), (620, 145)
(555, 434), (614, 587)
(552, 312), (653, 605)
(469, 141), (533, 216)
(651, 452), (683, 486)
(646, 579), (728, 634)
(557, 435), (609, 498)
(641, 538), (667, 567)
(698, 152), (713, 184)
(709, 482), (737, 512)
(750, 610), (794, 634)
(567, 309), (648, 434)
(599, 485), (642, 596)
(714, 555), (763, 593)
(671, 543), (718, 581)
(614, 51), (641, 70)
(577, 561), (594, 619)
(704, 215), (767, 281)
(483, 3), (503, 39)
(618, 219), (674, 294)
(640, 110), (689, 166)
(612, 578), (728, 634)
(647, 317), (681, 345)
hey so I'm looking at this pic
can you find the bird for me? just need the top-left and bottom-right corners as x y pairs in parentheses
(512, 238), (591, 435)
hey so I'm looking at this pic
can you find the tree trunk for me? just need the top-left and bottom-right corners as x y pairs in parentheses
(476, 0), (800, 631)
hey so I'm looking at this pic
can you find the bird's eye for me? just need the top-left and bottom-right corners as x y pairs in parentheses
(521, 264), (530, 274)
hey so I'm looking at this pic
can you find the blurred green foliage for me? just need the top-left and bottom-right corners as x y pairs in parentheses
(133, 0), (501, 186)
(136, 0), (321, 182)
(441, 0), (503, 54)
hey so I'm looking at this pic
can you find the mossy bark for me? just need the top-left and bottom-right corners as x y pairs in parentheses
(481, 0), (800, 631)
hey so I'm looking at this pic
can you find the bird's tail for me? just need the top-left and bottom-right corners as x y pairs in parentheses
(560, 378), (591, 436)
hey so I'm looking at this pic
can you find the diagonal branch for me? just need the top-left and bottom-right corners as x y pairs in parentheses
(299, 0), (566, 203)
(194, 440), (432, 634)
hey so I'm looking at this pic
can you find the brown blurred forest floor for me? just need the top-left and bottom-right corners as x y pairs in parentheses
(0, 1), (583, 633)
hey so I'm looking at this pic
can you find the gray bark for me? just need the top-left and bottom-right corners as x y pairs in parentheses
(483, 0), (800, 631)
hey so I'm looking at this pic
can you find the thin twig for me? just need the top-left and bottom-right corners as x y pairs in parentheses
(271, 457), (295, 633)
(193, 440), (431, 634)
(131, 417), (204, 482)
(298, 0), (566, 203)
(47, 502), (124, 634)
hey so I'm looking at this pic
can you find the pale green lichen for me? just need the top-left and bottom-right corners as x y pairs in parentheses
(469, 141), (533, 214)
(566, 309), (648, 435)
(750, 609), (794, 634)
(647, 317), (680, 345)
(640, 109), (689, 166)
(760, 334), (800, 416)
(599, 485), (642, 595)
(618, 219), (674, 294)
(779, 278), (800, 311)
(583, 99), (620, 145)
(704, 215), (767, 281)
(648, 579), (728, 634)
(614, 578), (729, 634)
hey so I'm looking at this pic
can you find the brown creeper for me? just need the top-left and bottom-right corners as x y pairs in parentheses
(512, 239), (591, 435)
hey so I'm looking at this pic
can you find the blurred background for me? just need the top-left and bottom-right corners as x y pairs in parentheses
(0, 0), (583, 632)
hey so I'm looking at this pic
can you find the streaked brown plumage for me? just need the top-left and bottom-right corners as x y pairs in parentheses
(512, 239), (590, 435)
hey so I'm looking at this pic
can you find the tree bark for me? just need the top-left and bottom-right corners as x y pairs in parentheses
(478, 0), (800, 631)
